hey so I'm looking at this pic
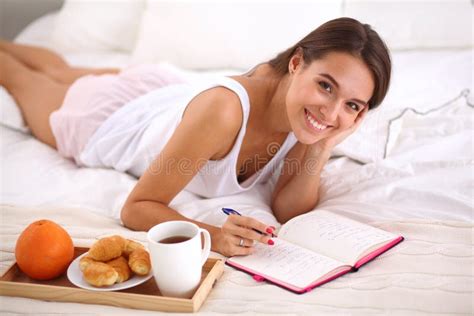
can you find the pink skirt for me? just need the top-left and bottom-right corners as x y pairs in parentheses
(49, 63), (187, 164)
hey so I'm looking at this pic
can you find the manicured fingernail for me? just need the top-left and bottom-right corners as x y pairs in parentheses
(270, 226), (276, 230)
(267, 239), (274, 246)
(266, 227), (274, 234)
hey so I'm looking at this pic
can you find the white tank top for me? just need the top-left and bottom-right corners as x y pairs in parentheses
(79, 76), (297, 198)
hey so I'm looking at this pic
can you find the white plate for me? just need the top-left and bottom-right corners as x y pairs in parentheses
(67, 252), (153, 291)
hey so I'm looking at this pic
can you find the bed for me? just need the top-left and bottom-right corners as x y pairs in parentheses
(1, 2), (472, 315)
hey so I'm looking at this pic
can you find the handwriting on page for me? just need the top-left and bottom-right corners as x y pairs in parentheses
(231, 239), (342, 288)
(315, 219), (392, 252)
(280, 211), (396, 257)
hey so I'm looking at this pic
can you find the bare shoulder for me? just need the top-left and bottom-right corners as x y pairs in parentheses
(181, 86), (244, 157)
(182, 86), (243, 128)
(121, 85), (246, 217)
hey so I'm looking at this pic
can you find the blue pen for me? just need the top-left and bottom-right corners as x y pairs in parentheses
(222, 208), (276, 237)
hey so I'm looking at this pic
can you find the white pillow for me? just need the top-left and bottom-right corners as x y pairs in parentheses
(332, 48), (472, 164)
(332, 89), (472, 164)
(331, 107), (388, 164)
(344, 0), (472, 51)
(385, 90), (472, 160)
(51, 0), (146, 53)
(132, 0), (343, 69)
(14, 11), (58, 49)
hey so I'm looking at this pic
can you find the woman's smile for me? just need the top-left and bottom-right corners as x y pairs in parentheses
(303, 108), (332, 134)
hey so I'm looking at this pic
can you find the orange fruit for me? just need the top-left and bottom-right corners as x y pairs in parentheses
(15, 219), (74, 280)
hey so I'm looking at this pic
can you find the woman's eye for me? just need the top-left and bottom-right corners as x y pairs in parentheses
(348, 102), (360, 111)
(319, 81), (332, 93)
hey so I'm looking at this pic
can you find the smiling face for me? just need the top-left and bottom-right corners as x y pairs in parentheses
(285, 51), (375, 144)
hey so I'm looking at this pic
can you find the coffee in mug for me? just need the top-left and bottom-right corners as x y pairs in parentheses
(158, 235), (191, 244)
(147, 221), (211, 298)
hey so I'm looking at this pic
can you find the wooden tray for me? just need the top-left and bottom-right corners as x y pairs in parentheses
(0, 247), (224, 313)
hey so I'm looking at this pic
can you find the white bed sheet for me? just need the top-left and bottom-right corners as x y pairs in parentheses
(1, 12), (472, 315)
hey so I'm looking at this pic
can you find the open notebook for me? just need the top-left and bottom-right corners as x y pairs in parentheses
(226, 210), (404, 294)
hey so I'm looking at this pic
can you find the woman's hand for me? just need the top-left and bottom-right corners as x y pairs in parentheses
(315, 106), (369, 151)
(215, 214), (276, 257)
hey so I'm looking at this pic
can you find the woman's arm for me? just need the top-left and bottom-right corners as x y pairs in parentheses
(270, 142), (331, 224)
(271, 107), (369, 224)
(121, 87), (274, 256)
(121, 200), (221, 244)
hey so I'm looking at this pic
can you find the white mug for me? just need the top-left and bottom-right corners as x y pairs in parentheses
(147, 221), (211, 298)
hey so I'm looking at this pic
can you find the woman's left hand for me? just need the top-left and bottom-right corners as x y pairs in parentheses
(314, 106), (369, 151)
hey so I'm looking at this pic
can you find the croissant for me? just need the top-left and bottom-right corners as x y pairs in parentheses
(106, 256), (131, 283)
(83, 262), (118, 287)
(79, 255), (96, 272)
(122, 239), (145, 257)
(128, 248), (151, 276)
(88, 235), (126, 262)
(81, 235), (151, 287)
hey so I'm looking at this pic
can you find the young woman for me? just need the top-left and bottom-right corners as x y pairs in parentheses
(0, 17), (391, 257)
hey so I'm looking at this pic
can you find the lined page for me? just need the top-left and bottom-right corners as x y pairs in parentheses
(227, 238), (344, 289)
(278, 210), (398, 265)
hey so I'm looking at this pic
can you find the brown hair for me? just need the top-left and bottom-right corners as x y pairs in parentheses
(267, 17), (391, 109)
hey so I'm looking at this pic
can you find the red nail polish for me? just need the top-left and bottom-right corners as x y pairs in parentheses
(267, 239), (274, 245)
(266, 227), (273, 234)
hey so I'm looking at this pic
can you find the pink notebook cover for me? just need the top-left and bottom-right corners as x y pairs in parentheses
(226, 236), (404, 294)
